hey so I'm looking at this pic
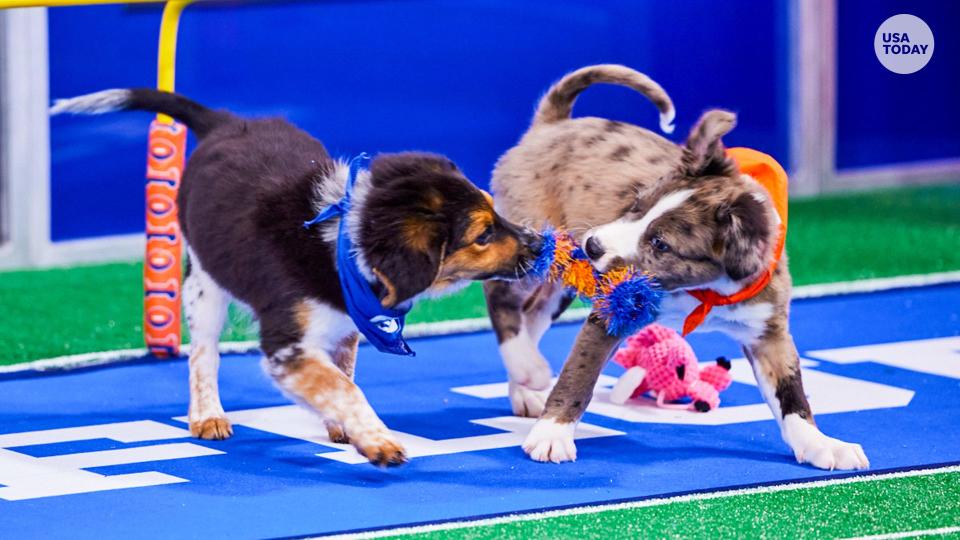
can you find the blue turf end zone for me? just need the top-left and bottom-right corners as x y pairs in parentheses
(1, 284), (959, 538)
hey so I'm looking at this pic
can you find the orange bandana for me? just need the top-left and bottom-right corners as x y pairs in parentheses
(681, 147), (788, 336)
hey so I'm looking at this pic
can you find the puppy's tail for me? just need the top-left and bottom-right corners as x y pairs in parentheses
(50, 88), (236, 138)
(533, 64), (676, 134)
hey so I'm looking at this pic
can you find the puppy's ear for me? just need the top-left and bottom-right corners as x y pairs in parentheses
(716, 192), (771, 282)
(683, 110), (737, 177)
(370, 152), (457, 187)
(362, 151), (459, 306)
(368, 212), (446, 308)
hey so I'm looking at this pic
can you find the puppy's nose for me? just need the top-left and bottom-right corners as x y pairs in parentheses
(524, 229), (544, 254)
(584, 236), (605, 261)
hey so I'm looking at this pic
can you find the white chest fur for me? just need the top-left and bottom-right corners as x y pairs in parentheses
(299, 298), (358, 350)
(656, 292), (774, 345)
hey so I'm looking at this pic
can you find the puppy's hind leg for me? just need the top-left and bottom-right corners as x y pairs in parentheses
(265, 345), (406, 467)
(484, 280), (566, 418)
(745, 329), (869, 470)
(183, 254), (232, 440)
(325, 333), (359, 444)
(530, 285), (575, 341)
(260, 302), (405, 467)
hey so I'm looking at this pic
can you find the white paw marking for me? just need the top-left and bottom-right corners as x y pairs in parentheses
(782, 414), (869, 470)
(500, 333), (552, 390)
(522, 417), (577, 463)
(509, 381), (548, 418)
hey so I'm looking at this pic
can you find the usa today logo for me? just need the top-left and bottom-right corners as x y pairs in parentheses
(875, 14), (934, 74)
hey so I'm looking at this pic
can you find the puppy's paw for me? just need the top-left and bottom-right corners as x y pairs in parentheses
(522, 417), (577, 463)
(799, 438), (869, 471)
(500, 335), (552, 390)
(190, 416), (233, 440)
(783, 414), (869, 470)
(325, 421), (350, 444)
(519, 358), (553, 391)
(509, 380), (547, 418)
(356, 432), (407, 467)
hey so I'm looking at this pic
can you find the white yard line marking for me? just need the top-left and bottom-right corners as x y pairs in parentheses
(0, 311), (590, 374)
(319, 465), (960, 539)
(843, 526), (960, 540)
(0, 341), (261, 374)
(791, 271), (960, 299)
(4, 270), (960, 374)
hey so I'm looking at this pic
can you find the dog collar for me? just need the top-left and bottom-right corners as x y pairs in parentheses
(304, 153), (415, 356)
(681, 148), (788, 336)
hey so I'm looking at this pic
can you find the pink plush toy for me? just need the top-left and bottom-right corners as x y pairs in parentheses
(610, 324), (733, 412)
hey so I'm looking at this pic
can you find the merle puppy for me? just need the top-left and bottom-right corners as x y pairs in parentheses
(52, 89), (541, 466)
(484, 65), (868, 470)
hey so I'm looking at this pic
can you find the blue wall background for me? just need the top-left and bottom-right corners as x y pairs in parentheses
(836, 0), (960, 170)
(50, 0), (792, 241)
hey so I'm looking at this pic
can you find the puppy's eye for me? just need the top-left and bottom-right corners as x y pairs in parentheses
(650, 236), (671, 253)
(475, 225), (494, 246)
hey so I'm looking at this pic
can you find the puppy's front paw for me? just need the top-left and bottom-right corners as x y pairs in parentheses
(509, 380), (548, 418)
(522, 417), (577, 463)
(356, 432), (407, 467)
(190, 416), (233, 440)
(783, 414), (869, 470)
(799, 438), (869, 471)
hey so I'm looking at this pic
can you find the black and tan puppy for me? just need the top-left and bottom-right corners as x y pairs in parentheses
(484, 65), (868, 470)
(52, 89), (541, 466)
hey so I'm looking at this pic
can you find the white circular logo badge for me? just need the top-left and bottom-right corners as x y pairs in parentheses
(875, 14), (934, 74)
(371, 315), (400, 334)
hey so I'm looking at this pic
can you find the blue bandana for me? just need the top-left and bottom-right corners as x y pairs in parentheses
(304, 154), (415, 356)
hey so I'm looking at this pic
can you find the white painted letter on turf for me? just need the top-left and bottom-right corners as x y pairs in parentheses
(217, 405), (624, 465)
(0, 420), (223, 501)
(809, 336), (960, 380)
(453, 356), (914, 426)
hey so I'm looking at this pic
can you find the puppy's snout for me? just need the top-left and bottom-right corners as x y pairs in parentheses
(514, 228), (543, 277)
(522, 229), (544, 254)
(585, 236), (605, 261)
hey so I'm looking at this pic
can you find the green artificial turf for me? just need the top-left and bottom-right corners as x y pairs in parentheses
(390, 471), (960, 539)
(787, 184), (960, 285)
(1, 184), (959, 365)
